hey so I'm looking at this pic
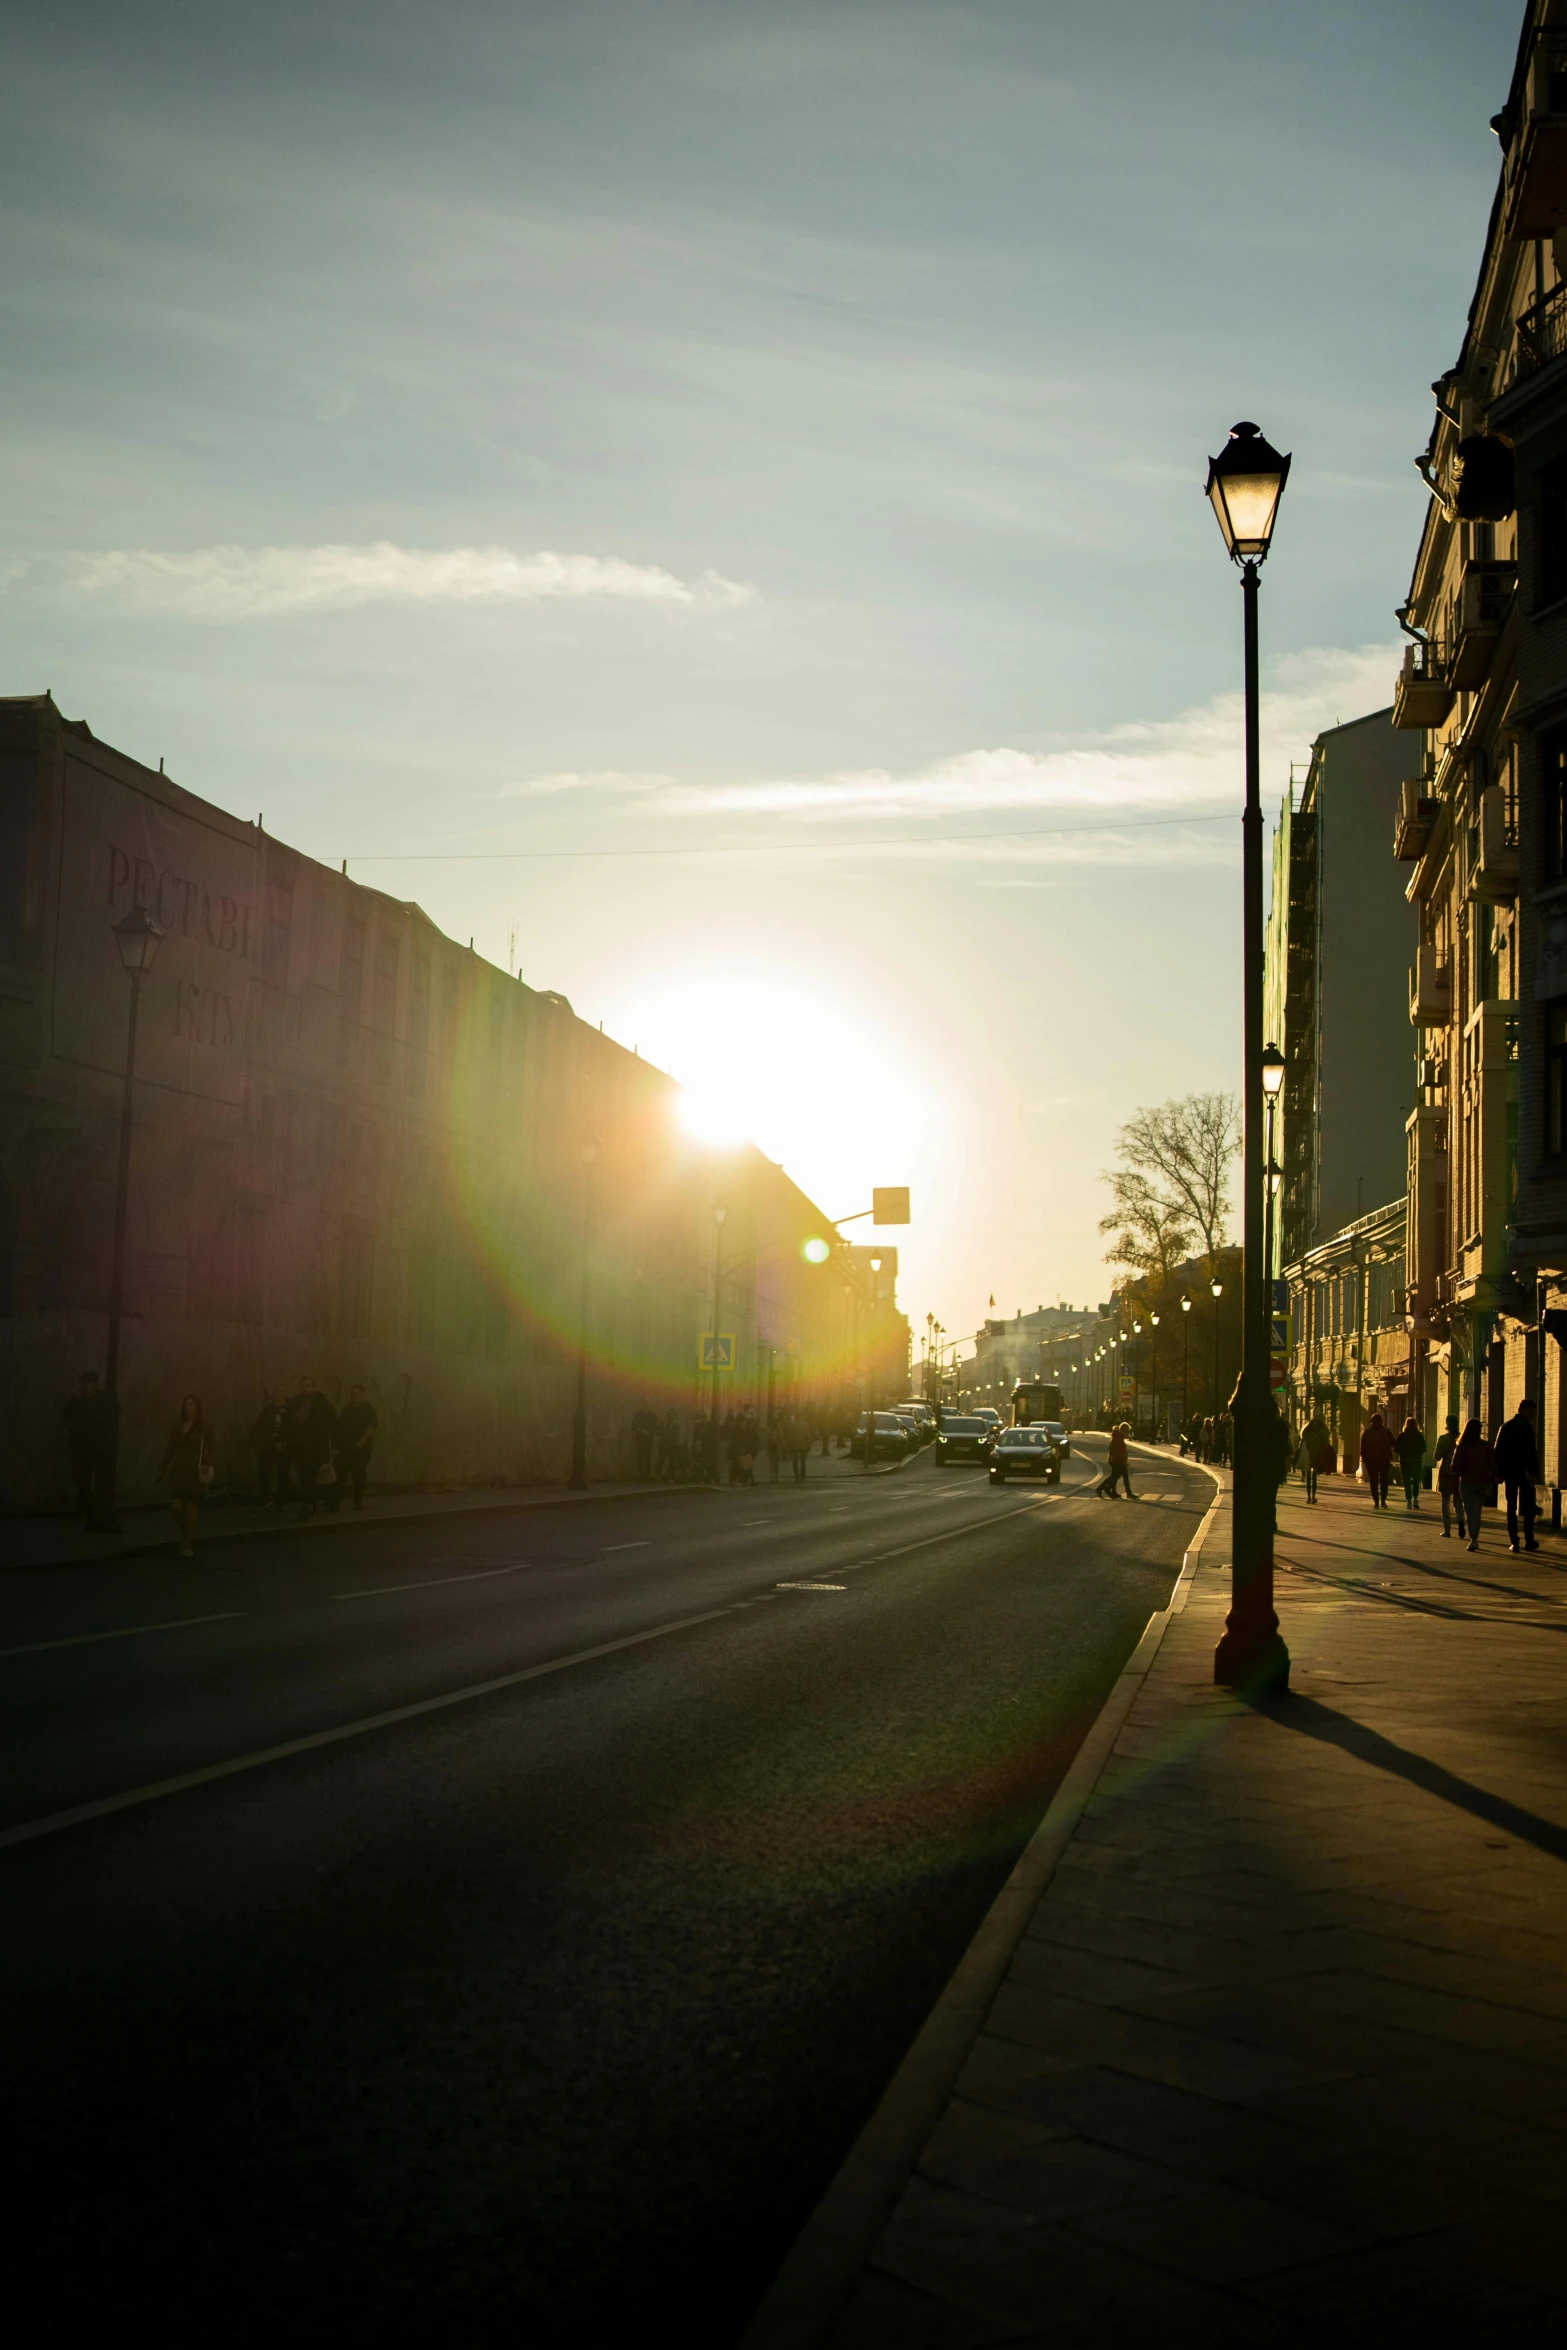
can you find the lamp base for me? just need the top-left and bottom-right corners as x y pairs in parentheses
(1214, 1622), (1290, 1695)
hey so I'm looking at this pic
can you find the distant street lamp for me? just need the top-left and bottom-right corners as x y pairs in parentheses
(1149, 1309), (1161, 1444)
(709, 1205), (727, 1485)
(1211, 1276), (1223, 1421)
(1180, 1293), (1192, 1437)
(1206, 419), (1292, 1692)
(91, 905), (166, 1533)
(568, 1138), (598, 1490)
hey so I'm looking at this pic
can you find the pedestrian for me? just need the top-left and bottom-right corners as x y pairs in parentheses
(1452, 1416), (1498, 1552)
(1396, 1416), (1426, 1512)
(656, 1409), (678, 1481)
(1431, 1413), (1460, 1536)
(157, 1392), (212, 1557)
(280, 1375), (337, 1518)
(1358, 1411), (1394, 1509)
(631, 1400), (658, 1481)
(1268, 1402), (1292, 1498)
(1494, 1396), (1541, 1553)
(1295, 1410), (1329, 1504)
(788, 1411), (811, 1482)
(61, 1370), (107, 1519)
(1098, 1422), (1135, 1499)
(336, 1382), (378, 1511)
(248, 1387), (285, 1506)
(766, 1416), (784, 1483)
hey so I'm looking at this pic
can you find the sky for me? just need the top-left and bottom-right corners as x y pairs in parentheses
(0, 0), (1527, 1345)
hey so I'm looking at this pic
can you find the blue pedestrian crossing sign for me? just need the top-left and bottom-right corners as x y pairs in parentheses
(700, 1332), (736, 1369)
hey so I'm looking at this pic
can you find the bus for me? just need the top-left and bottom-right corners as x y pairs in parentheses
(1010, 1381), (1063, 1428)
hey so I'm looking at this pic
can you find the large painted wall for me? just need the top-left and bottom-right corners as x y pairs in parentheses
(0, 697), (890, 1510)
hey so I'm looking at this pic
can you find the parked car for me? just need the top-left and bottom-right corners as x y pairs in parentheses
(851, 1411), (911, 1462)
(897, 1401), (938, 1445)
(988, 1427), (1061, 1484)
(935, 1415), (992, 1464)
(1040, 1419), (1071, 1459)
(889, 1411), (923, 1448)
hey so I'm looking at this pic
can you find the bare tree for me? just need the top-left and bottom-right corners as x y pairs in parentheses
(1098, 1169), (1194, 1283)
(1102, 1092), (1239, 1274)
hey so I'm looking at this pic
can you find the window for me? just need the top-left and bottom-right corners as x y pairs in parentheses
(1547, 1004), (1567, 1158)
(1540, 456), (1567, 609)
(1544, 728), (1567, 884)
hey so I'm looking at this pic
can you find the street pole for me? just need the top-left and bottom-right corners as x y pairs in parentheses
(568, 1140), (596, 1490)
(1181, 1295), (1191, 1441)
(710, 1206), (726, 1484)
(1216, 556), (1288, 1690)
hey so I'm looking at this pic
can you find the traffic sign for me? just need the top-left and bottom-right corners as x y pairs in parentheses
(872, 1187), (910, 1225)
(1118, 1374), (1136, 1401)
(1270, 1356), (1288, 1390)
(699, 1332), (736, 1369)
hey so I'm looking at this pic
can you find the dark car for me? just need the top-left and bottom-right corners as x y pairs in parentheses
(1040, 1419), (1071, 1459)
(989, 1427), (1061, 1484)
(936, 1415), (993, 1464)
(850, 1411), (911, 1463)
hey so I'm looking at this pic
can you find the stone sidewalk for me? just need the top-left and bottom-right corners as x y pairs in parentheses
(751, 1468), (1567, 2344)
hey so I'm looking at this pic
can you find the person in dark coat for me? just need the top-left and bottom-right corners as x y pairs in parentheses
(1098, 1422), (1134, 1499)
(631, 1402), (658, 1481)
(1295, 1412), (1330, 1503)
(248, 1388), (285, 1506)
(1396, 1417), (1427, 1512)
(1452, 1418), (1497, 1552)
(1431, 1413), (1461, 1537)
(336, 1384), (378, 1512)
(281, 1376), (337, 1519)
(62, 1371), (107, 1518)
(1359, 1411), (1395, 1509)
(1494, 1397), (1541, 1553)
(157, 1393), (211, 1557)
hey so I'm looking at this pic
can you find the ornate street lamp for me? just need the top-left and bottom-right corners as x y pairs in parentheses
(568, 1139), (598, 1490)
(1180, 1293), (1192, 1439)
(1149, 1309), (1161, 1444)
(91, 906), (166, 1532)
(1206, 419), (1292, 1693)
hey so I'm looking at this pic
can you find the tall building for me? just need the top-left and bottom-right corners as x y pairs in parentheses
(1265, 710), (1419, 1275)
(0, 696), (884, 1510)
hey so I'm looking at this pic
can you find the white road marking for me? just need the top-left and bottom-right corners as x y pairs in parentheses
(775, 1582), (846, 1592)
(0, 1602), (742, 1853)
(0, 1612), (244, 1660)
(743, 1519), (775, 1526)
(333, 1566), (526, 1599)
(601, 1541), (649, 1553)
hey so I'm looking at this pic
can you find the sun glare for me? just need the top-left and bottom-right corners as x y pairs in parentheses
(677, 1084), (751, 1147)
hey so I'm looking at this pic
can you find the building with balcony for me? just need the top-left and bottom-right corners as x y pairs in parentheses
(1390, 0), (1567, 1463)
(1282, 1199), (1411, 1464)
(0, 695), (881, 1511)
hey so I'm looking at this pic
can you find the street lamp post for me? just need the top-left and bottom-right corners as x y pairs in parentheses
(1132, 1320), (1142, 1436)
(1206, 419), (1292, 1693)
(568, 1138), (598, 1490)
(1149, 1309), (1160, 1444)
(1211, 1277), (1223, 1423)
(92, 905), (166, 1533)
(1180, 1293), (1192, 1440)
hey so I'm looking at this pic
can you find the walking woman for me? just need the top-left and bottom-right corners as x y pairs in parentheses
(1296, 1410), (1329, 1504)
(1396, 1416), (1426, 1511)
(1432, 1413), (1461, 1536)
(158, 1393), (212, 1558)
(1452, 1417), (1498, 1553)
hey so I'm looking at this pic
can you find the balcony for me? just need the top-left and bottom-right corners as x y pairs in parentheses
(1512, 278), (1567, 387)
(1409, 943), (1451, 1028)
(1392, 638), (1454, 730)
(1502, 32), (1567, 240)
(1470, 783), (1520, 904)
(1393, 777), (1439, 860)
(1450, 561), (1516, 691)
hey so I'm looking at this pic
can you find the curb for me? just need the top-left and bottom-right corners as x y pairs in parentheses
(738, 1465), (1226, 2350)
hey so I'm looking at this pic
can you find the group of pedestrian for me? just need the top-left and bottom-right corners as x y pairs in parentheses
(1280, 1397), (1543, 1556)
(1096, 1423), (1136, 1498)
(249, 1377), (380, 1520)
(632, 1403), (821, 1487)
(1181, 1413), (1233, 1466)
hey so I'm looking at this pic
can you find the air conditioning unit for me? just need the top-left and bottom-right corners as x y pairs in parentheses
(1471, 783), (1520, 904)
(1450, 561), (1516, 690)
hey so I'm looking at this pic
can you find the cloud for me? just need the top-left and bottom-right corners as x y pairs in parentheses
(58, 543), (760, 621)
(651, 642), (1401, 828)
(495, 768), (672, 800)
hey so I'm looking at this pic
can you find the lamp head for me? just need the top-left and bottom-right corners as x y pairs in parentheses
(1261, 1040), (1286, 1099)
(1211, 1278), (1223, 1298)
(714, 1203), (727, 1226)
(1205, 421), (1291, 564)
(113, 904), (165, 977)
(1180, 1293), (1191, 1313)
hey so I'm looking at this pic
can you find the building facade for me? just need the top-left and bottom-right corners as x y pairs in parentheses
(0, 696), (889, 1511)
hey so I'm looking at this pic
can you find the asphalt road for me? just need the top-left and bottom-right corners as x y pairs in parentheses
(0, 1438), (1210, 2345)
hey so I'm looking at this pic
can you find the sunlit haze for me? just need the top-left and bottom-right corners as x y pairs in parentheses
(0, 0), (1523, 1336)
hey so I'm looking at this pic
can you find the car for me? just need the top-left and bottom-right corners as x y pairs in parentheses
(988, 1427), (1061, 1484)
(889, 1411), (923, 1448)
(850, 1410), (912, 1462)
(897, 1401), (938, 1445)
(1040, 1419), (1071, 1459)
(935, 1414), (992, 1463)
(971, 1406), (1004, 1431)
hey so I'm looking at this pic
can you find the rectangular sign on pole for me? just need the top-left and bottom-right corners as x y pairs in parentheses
(1119, 1374), (1136, 1401)
(699, 1332), (736, 1369)
(872, 1187), (910, 1225)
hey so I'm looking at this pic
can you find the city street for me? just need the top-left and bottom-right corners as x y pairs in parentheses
(1, 1439), (1208, 2344)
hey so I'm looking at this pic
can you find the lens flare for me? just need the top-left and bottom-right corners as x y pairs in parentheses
(802, 1236), (831, 1264)
(677, 1084), (750, 1147)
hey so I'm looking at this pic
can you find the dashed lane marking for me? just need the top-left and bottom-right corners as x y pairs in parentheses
(0, 1612), (244, 1660)
(333, 1566), (527, 1599)
(601, 1541), (649, 1552)
(775, 1581), (846, 1592)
